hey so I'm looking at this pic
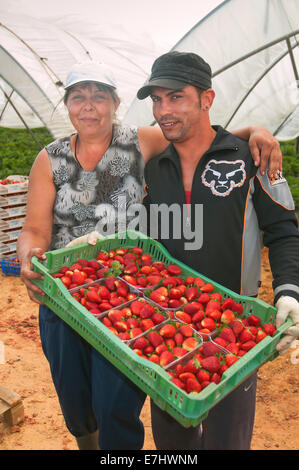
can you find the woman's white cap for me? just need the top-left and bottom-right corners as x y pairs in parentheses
(65, 61), (117, 90)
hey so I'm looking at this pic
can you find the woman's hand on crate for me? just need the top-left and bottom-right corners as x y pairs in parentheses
(65, 231), (104, 248)
(275, 296), (299, 354)
(20, 248), (47, 305)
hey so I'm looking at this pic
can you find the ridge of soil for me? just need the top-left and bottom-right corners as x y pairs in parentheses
(0, 247), (298, 450)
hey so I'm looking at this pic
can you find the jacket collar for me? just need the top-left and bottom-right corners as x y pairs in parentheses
(158, 125), (239, 167)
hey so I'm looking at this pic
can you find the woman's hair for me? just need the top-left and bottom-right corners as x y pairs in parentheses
(63, 81), (120, 106)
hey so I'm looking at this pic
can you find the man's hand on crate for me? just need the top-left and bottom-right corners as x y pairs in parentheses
(275, 296), (299, 355)
(20, 248), (47, 305)
(65, 231), (103, 247)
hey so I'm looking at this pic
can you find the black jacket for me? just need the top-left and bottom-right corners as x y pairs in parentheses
(143, 126), (299, 303)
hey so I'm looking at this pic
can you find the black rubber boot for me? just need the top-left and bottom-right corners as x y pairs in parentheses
(75, 430), (100, 450)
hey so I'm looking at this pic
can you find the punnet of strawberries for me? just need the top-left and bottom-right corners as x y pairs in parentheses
(130, 321), (202, 367)
(99, 298), (170, 341)
(166, 341), (239, 394)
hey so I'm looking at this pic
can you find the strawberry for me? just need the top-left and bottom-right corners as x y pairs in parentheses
(174, 332), (184, 345)
(185, 287), (199, 302)
(256, 328), (268, 343)
(201, 283), (214, 293)
(214, 337), (228, 348)
(122, 275), (137, 286)
(162, 277), (178, 288)
(165, 338), (176, 349)
(232, 303), (243, 315)
(205, 300), (221, 313)
(184, 302), (203, 315)
(150, 291), (167, 304)
(171, 378), (185, 390)
(197, 293), (211, 304)
(88, 260), (101, 270)
(149, 354), (160, 364)
(241, 340), (256, 351)
(178, 372), (196, 383)
(168, 299), (182, 309)
(219, 327), (236, 343)
(169, 287), (183, 300)
(201, 317), (216, 331)
(167, 264), (182, 276)
(126, 318), (139, 329)
(147, 274), (162, 286)
(207, 310), (222, 321)
(98, 302), (113, 312)
(185, 276), (195, 285)
(152, 261), (165, 271)
(221, 298), (235, 311)
(132, 336), (148, 350)
(140, 304), (156, 319)
(97, 285), (111, 299)
(130, 300), (145, 316)
(172, 347), (188, 358)
(175, 311), (192, 324)
(201, 380), (211, 389)
(140, 319), (155, 331)
(114, 320), (128, 333)
(230, 318), (244, 337)
(200, 356), (221, 373)
(192, 311), (205, 323)
(210, 292), (222, 303)
(147, 331), (164, 347)
(197, 369), (210, 383)
(183, 358), (201, 374)
(239, 328), (255, 343)
(159, 350), (175, 367)
(160, 323), (176, 338)
(118, 332), (130, 341)
(144, 345), (154, 355)
(155, 344), (168, 355)
(179, 324), (194, 337)
(71, 271), (86, 285)
(182, 337), (199, 351)
(152, 312), (166, 325)
(211, 373), (221, 384)
(225, 354), (239, 367)
(129, 327), (143, 339)
(102, 317), (112, 328)
(201, 342), (220, 357)
(186, 378), (202, 394)
(86, 289), (102, 303)
(225, 342), (239, 355)
(194, 277), (206, 288)
(220, 309), (235, 324)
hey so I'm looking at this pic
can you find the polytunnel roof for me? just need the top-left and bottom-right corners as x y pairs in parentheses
(0, 9), (161, 140)
(124, 0), (299, 141)
(0, 0), (298, 142)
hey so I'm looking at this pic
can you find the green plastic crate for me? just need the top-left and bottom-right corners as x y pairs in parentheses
(31, 230), (292, 427)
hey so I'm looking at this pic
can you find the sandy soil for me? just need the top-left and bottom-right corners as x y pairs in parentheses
(0, 247), (298, 451)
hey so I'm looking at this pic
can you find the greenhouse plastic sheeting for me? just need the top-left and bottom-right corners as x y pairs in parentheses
(0, 0), (298, 141)
(0, 11), (159, 139)
(124, 0), (299, 141)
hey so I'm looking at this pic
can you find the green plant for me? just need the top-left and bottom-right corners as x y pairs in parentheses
(0, 127), (52, 179)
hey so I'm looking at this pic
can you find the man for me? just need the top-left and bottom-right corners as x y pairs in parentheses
(137, 51), (299, 450)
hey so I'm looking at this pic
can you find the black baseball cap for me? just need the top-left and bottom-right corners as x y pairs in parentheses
(137, 51), (212, 100)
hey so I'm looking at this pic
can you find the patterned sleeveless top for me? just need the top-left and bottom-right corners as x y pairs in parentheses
(45, 124), (145, 249)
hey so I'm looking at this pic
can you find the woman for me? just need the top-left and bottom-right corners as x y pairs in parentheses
(18, 61), (282, 450)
